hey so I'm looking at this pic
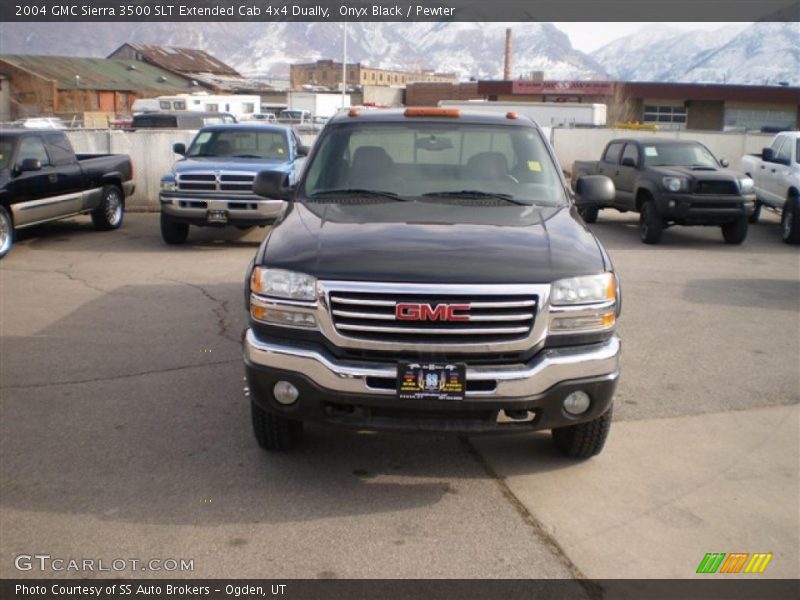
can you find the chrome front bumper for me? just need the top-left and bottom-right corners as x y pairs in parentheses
(243, 329), (621, 400)
(160, 195), (285, 222)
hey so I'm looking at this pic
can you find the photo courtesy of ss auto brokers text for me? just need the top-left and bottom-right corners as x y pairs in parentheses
(0, 1), (798, 598)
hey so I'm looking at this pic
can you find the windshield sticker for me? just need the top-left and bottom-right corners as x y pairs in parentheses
(644, 146), (658, 157)
(527, 161), (541, 172)
(194, 132), (212, 145)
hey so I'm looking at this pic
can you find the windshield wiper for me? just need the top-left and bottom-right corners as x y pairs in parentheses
(421, 190), (528, 206)
(232, 154), (265, 159)
(309, 188), (407, 201)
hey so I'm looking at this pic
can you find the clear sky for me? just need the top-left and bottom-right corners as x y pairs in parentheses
(553, 22), (747, 52)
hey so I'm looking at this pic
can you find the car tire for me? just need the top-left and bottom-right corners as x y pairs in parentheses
(578, 205), (599, 224)
(748, 199), (762, 224)
(91, 184), (125, 231)
(721, 216), (748, 245)
(0, 205), (14, 259)
(552, 407), (612, 459)
(782, 195), (800, 245)
(251, 401), (303, 451)
(639, 200), (663, 244)
(160, 212), (189, 245)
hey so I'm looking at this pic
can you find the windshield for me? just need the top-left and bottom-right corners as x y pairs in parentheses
(0, 138), (12, 170)
(187, 129), (289, 159)
(642, 143), (719, 168)
(301, 121), (566, 206)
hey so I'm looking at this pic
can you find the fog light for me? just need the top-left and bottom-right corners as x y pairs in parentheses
(563, 391), (591, 415)
(273, 381), (299, 405)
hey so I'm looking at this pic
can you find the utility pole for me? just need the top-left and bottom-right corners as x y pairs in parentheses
(342, 21), (348, 107)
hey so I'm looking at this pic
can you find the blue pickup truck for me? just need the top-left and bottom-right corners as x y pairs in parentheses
(159, 123), (308, 244)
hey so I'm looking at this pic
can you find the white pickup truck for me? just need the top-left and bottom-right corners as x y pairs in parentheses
(741, 131), (800, 244)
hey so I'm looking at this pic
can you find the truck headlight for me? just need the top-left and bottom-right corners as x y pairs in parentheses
(551, 273), (616, 306)
(549, 273), (617, 333)
(250, 267), (317, 302)
(739, 177), (754, 194)
(160, 179), (177, 192)
(662, 177), (689, 193)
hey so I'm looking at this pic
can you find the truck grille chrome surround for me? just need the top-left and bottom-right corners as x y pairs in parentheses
(317, 281), (552, 353)
(177, 171), (256, 193)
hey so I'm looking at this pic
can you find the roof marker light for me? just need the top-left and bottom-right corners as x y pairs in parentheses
(506, 111), (519, 120)
(404, 107), (460, 118)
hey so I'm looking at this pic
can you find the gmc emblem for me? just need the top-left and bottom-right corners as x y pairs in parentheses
(395, 303), (471, 321)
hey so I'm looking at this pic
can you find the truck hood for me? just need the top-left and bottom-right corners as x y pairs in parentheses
(650, 165), (742, 180)
(261, 200), (605, 284)
(173, 156), (293, 175)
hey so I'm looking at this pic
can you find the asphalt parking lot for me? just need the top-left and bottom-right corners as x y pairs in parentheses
(1, 211), (798, 582)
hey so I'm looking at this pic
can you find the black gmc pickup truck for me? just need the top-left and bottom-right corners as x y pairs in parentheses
(572, 138), (756, 244)
(243, 108), (621, 459)
(0, 129), (134, 258)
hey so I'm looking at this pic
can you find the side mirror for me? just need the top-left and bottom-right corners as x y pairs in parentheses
(296, 144), (310, 157)
(18, 158), (42, 172)
(762, 147), (775, 162)
(173, 143), (186, 156)
(621, 157), (637, 168)
(719, 158), (730, 168)
(254, 170), (293, 201)
(575, 175), (615, 206)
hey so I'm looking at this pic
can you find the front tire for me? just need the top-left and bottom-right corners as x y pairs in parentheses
(639, 199), (663, 244)
(160, 212), (189, 245)
(748, 199), (762, 224)
(91, 184), (124, 231)
(251, 401), (303, 451)
(0, 205), (14, 259)
(781, 196), (800, 245)
(578, 205), (599, 224)
(552, 407), (612, 459)
(721, 216), (748, 244)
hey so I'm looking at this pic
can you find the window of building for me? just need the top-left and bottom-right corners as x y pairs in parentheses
(243, 103), (255, 113)
(724, 107), (796, 133)
(172, 100), (186, 110)
(643, 105), (687, 127)
(206, 104), (219, 112)
(159, 101), (171, 110)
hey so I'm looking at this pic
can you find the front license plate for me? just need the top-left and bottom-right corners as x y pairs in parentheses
(397, 362), (466, 401)
(207, 209), (228, 224)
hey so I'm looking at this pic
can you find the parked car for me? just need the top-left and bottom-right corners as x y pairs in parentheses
(277, 109), (313, 125)
(158, 123), (309, 244)
(0, 129), (134, 258)
(572, 139), (756, 244)
(131, 111), (236, 130)
(741, 131), (800, 244)
(243, 108), (621, 458)
(241, 113), (278, 123)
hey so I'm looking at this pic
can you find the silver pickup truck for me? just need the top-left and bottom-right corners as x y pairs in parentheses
(741, 132), (800, 244)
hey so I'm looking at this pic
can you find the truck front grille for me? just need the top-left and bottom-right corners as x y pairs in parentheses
(328, 291), (537, 345)
(694, 180), (739, 195)
(177, 173), (256, 193)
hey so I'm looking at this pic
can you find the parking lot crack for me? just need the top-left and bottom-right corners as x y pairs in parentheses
(1, 359), (238, 390)
(460, 437), (603, 599)
(157, 276), (238, 344)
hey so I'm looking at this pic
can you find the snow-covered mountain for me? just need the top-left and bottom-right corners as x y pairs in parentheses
(593, 22), (799, 85)
(0, 21), (797, 85)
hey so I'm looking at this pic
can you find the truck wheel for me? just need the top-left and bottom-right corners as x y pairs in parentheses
(160, 212), (189, 245)
(0, 205), (14, 259)
(551, 407), (612, 459)
(748, 200), (762, 224)
(781, 196), (800, 245)
(639, 200), (663, 244)
(721, 216), (748, 244)
(251, 401), (303, 451)
(578, 206), (599, 224)
(91, 185), (124, 231)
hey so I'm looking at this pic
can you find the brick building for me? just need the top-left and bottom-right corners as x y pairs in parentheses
(290, 60), (457, 90)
